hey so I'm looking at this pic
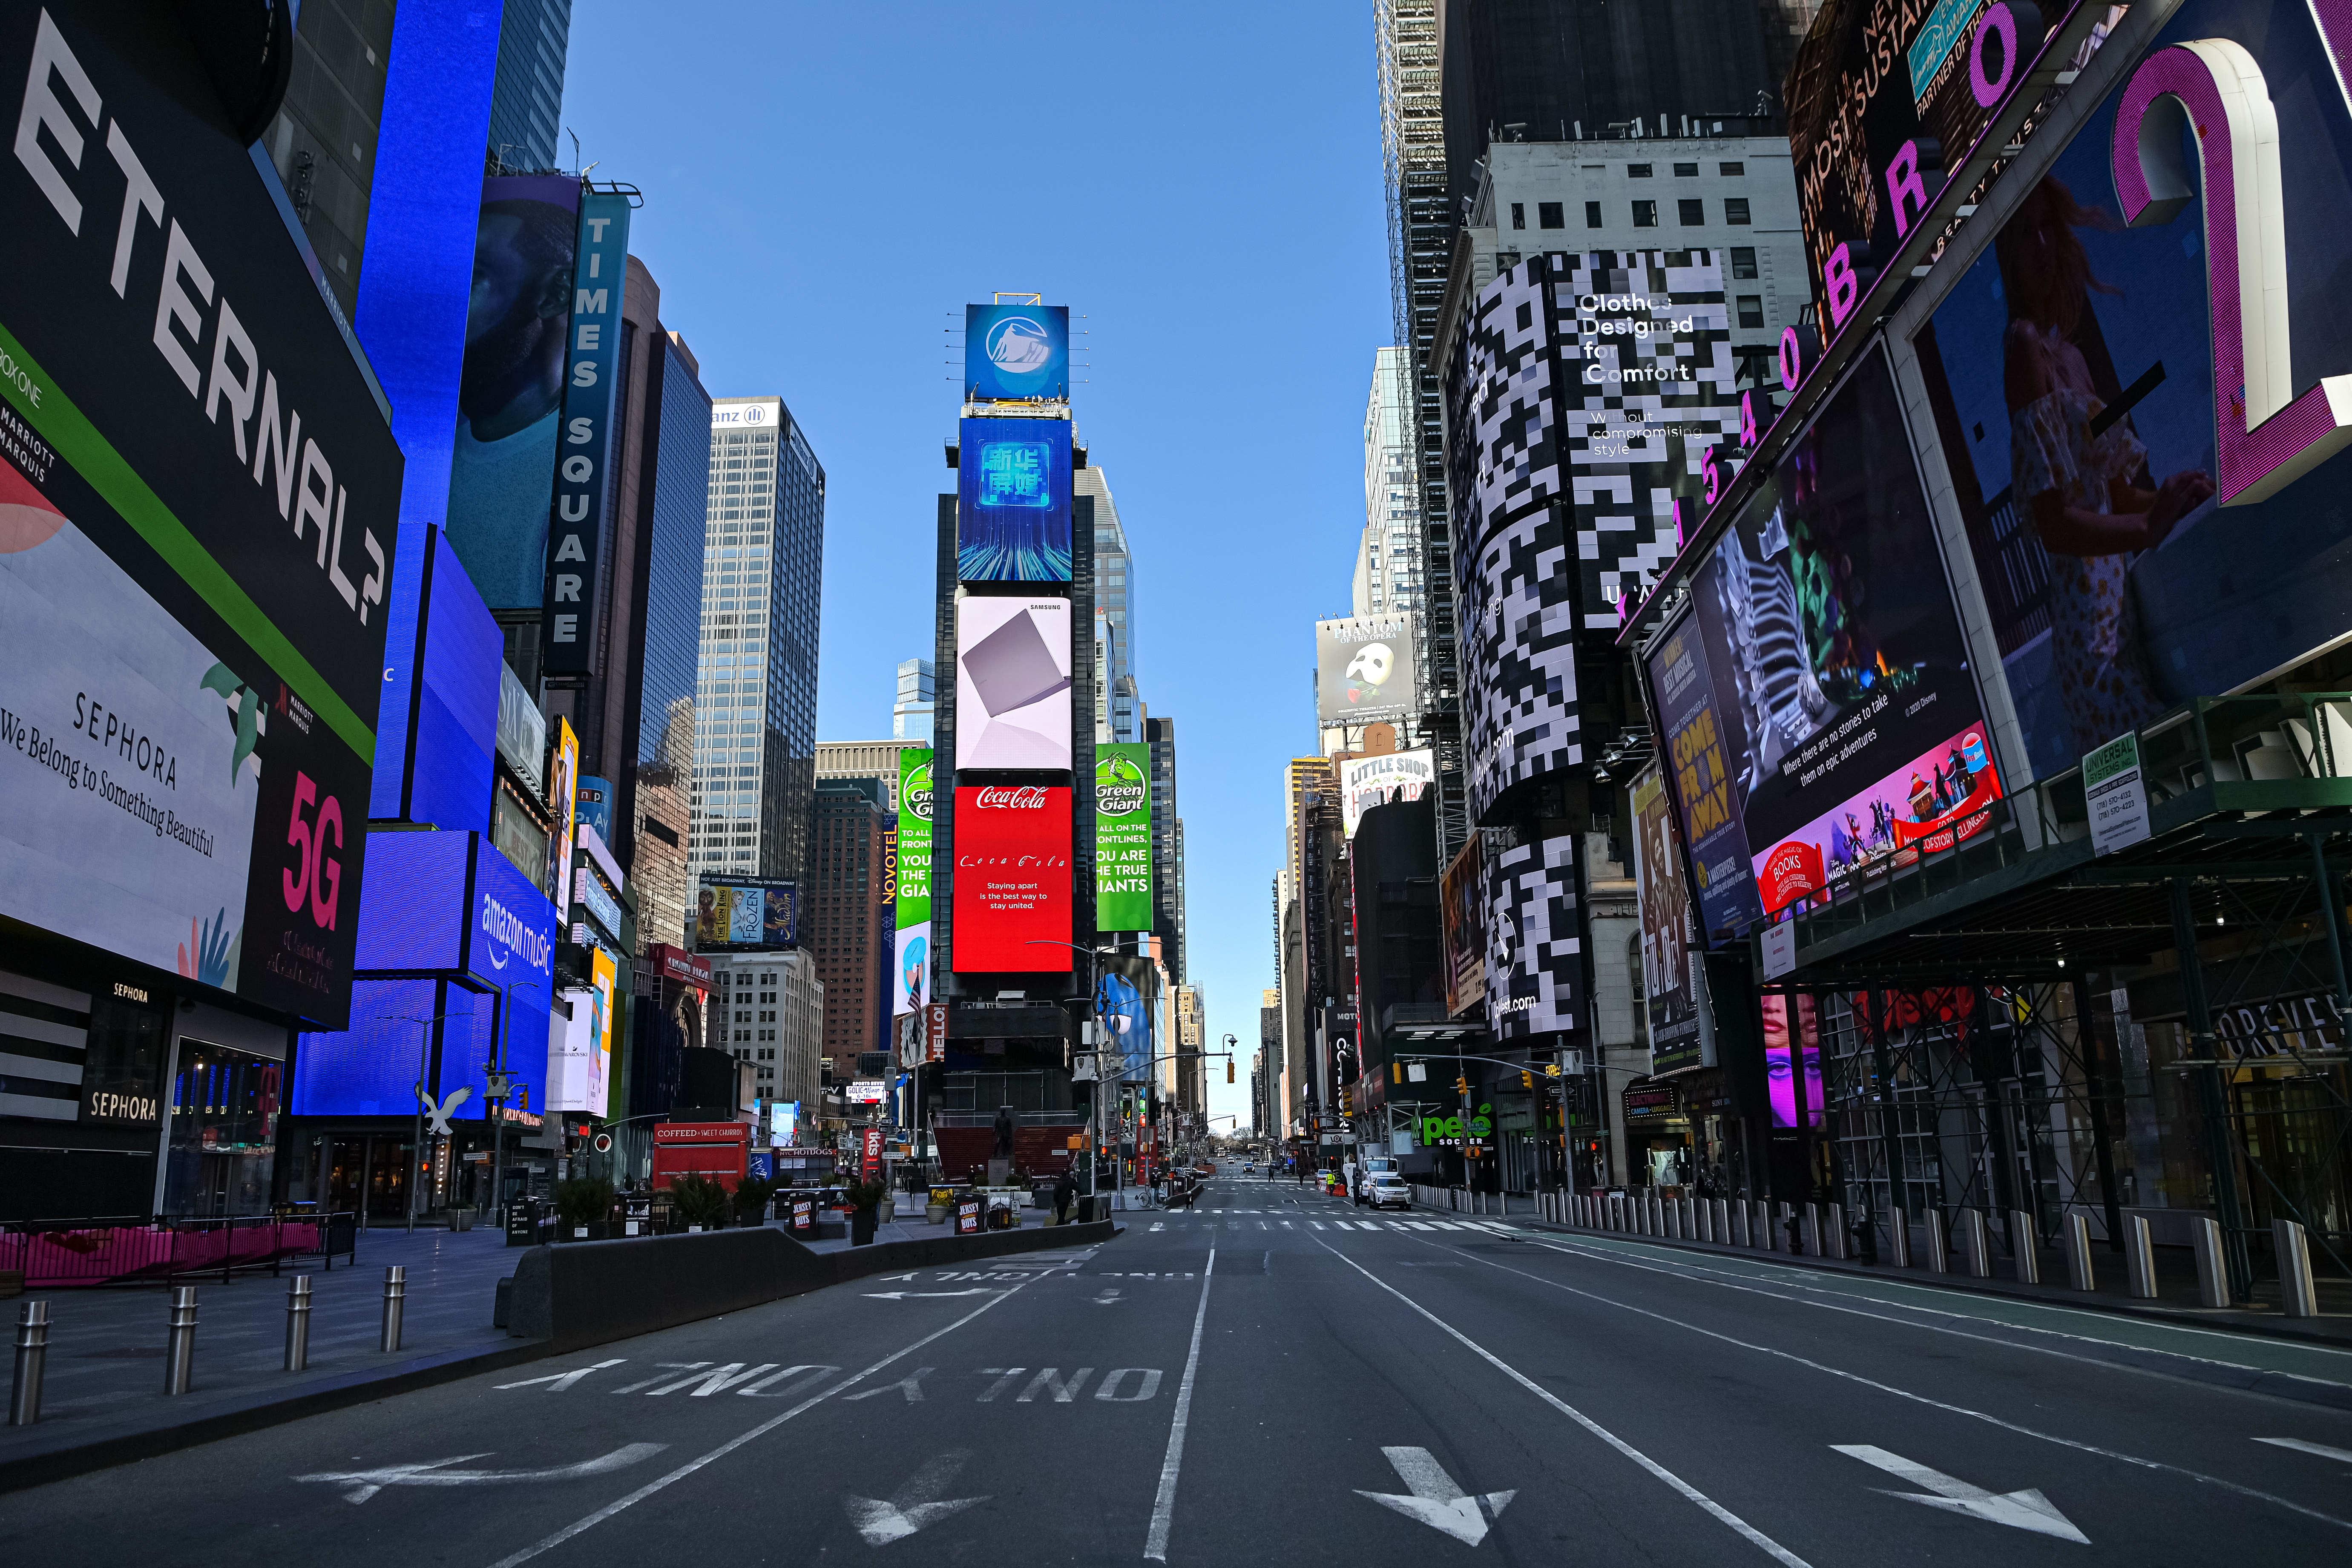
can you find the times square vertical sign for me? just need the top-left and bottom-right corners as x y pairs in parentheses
(0, 5), (402, 1027)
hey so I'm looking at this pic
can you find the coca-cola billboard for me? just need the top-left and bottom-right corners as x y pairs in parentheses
(951, 785), (1072, 972)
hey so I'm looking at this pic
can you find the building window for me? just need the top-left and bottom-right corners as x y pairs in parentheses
(1737, 294), (1765, 328)
(1584, 200), (1603, 229)
(1631, 201), (1658, 228)
(1510, 201), (1525, 230)
(1678, 198), (1704, 226)
(1731, 246), (1758, 279)
(1725, 197), (1751, 225)
(1537, 201), (1563, 229)
(1627, 163), (1652, 178)
(1720, 160), (1745, 176)
(1673, 161), (1698, 177)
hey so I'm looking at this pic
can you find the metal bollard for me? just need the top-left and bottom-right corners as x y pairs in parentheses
(1961, 1209), (1992, 1278)
(2125, 1214), (2158, 1298)
(285, 1275), (314, 1371)
(2064, 1212), (2096, 1292)
(380, 1265), (407, 1353)
(1802, 1203), (1821, 1257)
(1826, 1203), (1846, 1260)
(1927, 1209), (1949, 1274)
(1754, 1199), (1772, 1249)
(2010, 1210), (2041, 1284)
(1889, 1211), (1913, 1269)
(10, 1300), (49, 1426)
(1716, 1198), (1732, 1245)
(164, 1286), (198, 1395)
(2274, 1219), (2317, 1318)
(2192, 1216), (2230, 1307)
(1733, 1200), (1751, 1249)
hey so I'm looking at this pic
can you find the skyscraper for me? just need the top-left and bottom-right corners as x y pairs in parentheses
(811, 781), (890, 1088)
(260, 0), (397, 316)
(893, 658), (936, 742)
(693, 397), (825, 888)
(1079, 467), (1141, 742)
(1355, 347), (1421, 617)
(1147, 716), (1186, 984)
(488, 0), (572, 171)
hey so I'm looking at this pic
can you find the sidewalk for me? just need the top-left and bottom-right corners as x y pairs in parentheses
(1, 1225), (539, 1490)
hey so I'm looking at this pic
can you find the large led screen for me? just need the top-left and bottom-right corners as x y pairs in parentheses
(442, 174), (579, 610)
(894, 749), (933, 1018)
(696, 875), (798, 952)
(1914, 0), (2352, 783)
(1632, 765), (1704, 1074)
(950, 785), (1071, 972)
(957, 417), (1072, 582)
(0, 6), (400, 1027)
(1657, 348), (1997, 926)
(956, 597), (1073, 769)
(965, 303), (1070, 403)
(1094, 743), (1152, 932)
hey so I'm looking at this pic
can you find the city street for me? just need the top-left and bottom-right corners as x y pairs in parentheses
(5, 1170), (2349, 1564)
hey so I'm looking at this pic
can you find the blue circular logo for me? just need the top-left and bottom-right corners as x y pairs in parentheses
(985, 316), (1054, 376)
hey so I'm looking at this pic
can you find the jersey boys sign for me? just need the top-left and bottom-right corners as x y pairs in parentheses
(0, 5), (400, 1026)
(541, 189), (631, 676)
(951, 785), (1070, 972)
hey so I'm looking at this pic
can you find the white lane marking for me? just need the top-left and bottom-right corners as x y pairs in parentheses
(843, 1449), (986, 1544)
(1282, 1220), (1294, 1229)
(1310, 1221), (1327, 1231)
(1143, 1245), (1216, 1562)
(1018, 1367), (1095, 1402)
(1439, 1236), (2352, 1535)
(1429, 1222), (1464, 1231)
(647, 1362), (779, 1397)
(2256, 1437), (2352, 1464)
(1354, 1444), (1515, 1545)
(864, 1288), (999, 1300)
(1316, 1240), (1811, 1568)
(487, 1279), (1034, 1567)
(497, 1359), (624, 1392)
(298, 1444), (668, 1505)
(1150, 1222), (1165, 1232)
(1832, 1445), (2088, 1543)
(843, 1368), (932, 1402)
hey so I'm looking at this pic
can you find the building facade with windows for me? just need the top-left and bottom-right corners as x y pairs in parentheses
(1079, 468), (1141, 742)
(811, 781), (889, 1088)
(693, 397), (825, 889)
(816, 741), (921, 813)
(486, 0), (572, 170)
(1356, 346), (1422, 618)
(892, 658), (935, 742)
(711, 950), (821, 1111)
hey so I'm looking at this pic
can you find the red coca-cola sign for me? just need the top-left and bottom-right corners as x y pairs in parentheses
(952, 785), (1072, 972)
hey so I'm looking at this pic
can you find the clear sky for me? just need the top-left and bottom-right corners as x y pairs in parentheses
(562, 3), (1392, 1131)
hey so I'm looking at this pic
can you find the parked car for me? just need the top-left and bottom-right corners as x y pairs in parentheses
(1365, 1174), (1411, 1211)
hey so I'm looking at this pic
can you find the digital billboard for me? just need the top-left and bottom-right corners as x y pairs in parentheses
(1439, 836), (1485, 1018)
(696, 875), (798, 952)
(1913, 0), (2352, 783)
(0, 5), (402, 1027)
(950, 785), (1072, 972)
(957, 417), (1073, 582)
(1786, 0), (2105, 334)
(1655, 348), (1997, 924)
(894, 748), (933, 1018)
(543, 190), (633, 676)
(543, 718), (578, 898)
(1646, 611), (1762, 940)
(546, 944), (615, 1115)
(1337, 749), (1435, 837)
(965, 303), (1070, 403)
(1095, 743), (1152, 932)
(442, 174), (579, 610)
(1315, 615), (1419, 728)
(956, 597), (1072, 769)
(1631, 765), (1705, 1074)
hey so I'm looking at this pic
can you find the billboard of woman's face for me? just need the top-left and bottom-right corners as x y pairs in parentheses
(1761, 993), (1823, 1130)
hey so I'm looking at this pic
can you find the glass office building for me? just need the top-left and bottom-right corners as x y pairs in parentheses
(693, 397), (824, 889)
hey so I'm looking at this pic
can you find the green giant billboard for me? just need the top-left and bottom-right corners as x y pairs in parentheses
(1095, 743), (1152, 932)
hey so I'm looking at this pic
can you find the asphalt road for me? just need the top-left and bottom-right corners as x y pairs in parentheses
(5, 1168), (2351, 1565)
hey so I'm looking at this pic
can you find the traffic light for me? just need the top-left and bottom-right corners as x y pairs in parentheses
(1455, 1076), (1469, 1095)
(1227, 1059), (1234, 1083)
(1521, 1070), (1534, 1090)
(1545, 1062), (1563, 1078)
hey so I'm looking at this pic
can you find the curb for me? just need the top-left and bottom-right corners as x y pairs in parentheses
(0, 1221), (1126, 1495)
(1486, 1215), (2352, 1412)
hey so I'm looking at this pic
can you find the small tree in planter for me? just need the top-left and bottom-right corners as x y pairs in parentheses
(731, 1175), (776, 1228)
(844, 1176), (889, 1246)
(667, 1174), (731, 1231)
(554, 1177), (615, 1240)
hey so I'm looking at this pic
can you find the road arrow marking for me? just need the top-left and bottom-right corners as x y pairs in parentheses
(1353, 1446), (1515, 1546)
(295, 1444), (668, 1504)
(497, 1358), (626, 1392)
(1092, 1288), (1123, 1306)
(2257, 1437), (2352, 1464)
(862, 1288), (998, 1300)
(843, 1449), (986, 1544)
(874, 1272), (918, 1283)
(1833, 1446), (2088, 1542)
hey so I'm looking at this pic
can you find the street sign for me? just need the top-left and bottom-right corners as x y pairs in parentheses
(924, 1003), (949, 1062)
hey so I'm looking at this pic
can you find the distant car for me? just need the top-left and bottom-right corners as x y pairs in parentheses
(1366, 1175), (1411, 1211)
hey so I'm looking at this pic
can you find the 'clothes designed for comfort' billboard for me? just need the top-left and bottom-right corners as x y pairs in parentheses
(1094, 743), (1152, 932)
(951, 785), (1071, 972)
(955, 597), (1072, 769)
(0, 6), (402, 1027)
(957, 417), (1072, 582)
(965, 303), (1070, 403)
(1914, 0), (2352, 783)
(894, 748), (933, 1018)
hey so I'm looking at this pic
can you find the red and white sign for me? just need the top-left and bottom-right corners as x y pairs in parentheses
(649, 943), (712, 990)
(925, 1002), (949, 1063)
(861, 1127), (884, 1180)
(951, 785), (1071, 971)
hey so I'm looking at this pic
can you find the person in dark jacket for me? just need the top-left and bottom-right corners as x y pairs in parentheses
(1052, 1168), (1077, 1225)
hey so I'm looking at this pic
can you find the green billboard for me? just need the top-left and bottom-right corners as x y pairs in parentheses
(894, 750), (934, 1016)
(1095, 743), (1153, 932)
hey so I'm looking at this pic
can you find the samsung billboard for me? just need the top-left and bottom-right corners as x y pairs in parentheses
(0, 5), (402, 1027)
(956, 596), (1073, 770)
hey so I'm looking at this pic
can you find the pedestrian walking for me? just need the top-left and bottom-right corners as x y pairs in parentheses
(1052, 1167), (1077, 1225)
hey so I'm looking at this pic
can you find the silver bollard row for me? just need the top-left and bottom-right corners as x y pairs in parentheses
(10, 1299), (48, 1426)
(164, 1285), (198, 1395)
(380, 1264), (407, 1353)
(286, 1275), (314, 1371)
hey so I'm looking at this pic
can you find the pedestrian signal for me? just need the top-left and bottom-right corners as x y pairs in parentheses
(1545, 1062), (1563, 1078)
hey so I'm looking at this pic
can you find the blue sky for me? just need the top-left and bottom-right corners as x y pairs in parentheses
(562, 3), (1392, 1128)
